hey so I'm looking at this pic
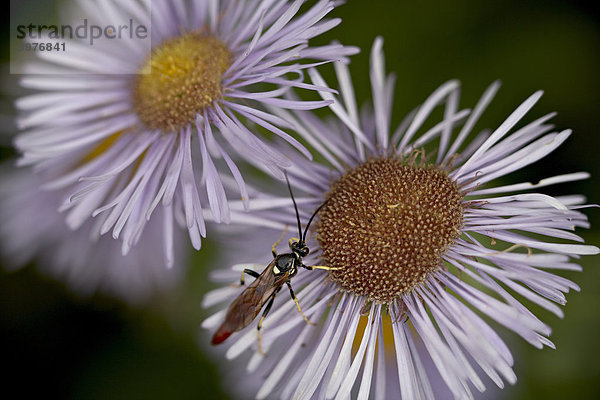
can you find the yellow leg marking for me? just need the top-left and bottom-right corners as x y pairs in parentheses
(294, 297), (316, 326)
(257, 315), (266, 356)
(288, 237), (300, 246)
(309, 265), (343, 271)
(484, 243), (532, 257)
(272, 226), (288, 256)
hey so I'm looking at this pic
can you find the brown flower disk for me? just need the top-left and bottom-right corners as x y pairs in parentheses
(133, 34), (231, 132)
(316, 157), (463, 302)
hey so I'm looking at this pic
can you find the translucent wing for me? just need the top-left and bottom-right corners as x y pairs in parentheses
(212, 260), (290, 345)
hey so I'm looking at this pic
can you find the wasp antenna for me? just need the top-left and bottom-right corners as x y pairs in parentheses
(284, 171), (303, 240)
(302, 198), (329, 242)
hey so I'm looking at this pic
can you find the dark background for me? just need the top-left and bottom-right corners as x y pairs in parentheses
(1, 1), (599, 399)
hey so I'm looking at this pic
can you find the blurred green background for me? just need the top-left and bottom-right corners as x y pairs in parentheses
(1, 0), (599, 399)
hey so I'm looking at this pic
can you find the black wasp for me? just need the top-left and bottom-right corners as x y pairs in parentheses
(211, 173), (336, 354)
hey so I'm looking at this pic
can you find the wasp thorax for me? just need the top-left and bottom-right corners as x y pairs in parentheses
(133, 33), (231, 132)
(316, 157), (463, 303)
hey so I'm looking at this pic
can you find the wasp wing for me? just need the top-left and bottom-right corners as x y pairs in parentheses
(212, 260), (290, 345)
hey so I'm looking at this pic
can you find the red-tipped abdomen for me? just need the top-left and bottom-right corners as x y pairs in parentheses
(211, 324), (232, 345)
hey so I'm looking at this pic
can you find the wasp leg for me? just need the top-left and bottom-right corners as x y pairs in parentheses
(288, 237), (300, 247)
(272, 226), (289, 257)
(240, 268), (260, 286)
(286, 280), (315, 326)
(257, 288), (280, 356)
(302, 264), (343, 271)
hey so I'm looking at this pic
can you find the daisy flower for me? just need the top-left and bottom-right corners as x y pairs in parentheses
(0, 165), (187, 305)
(14, 0), (357, 259)
(201, 38), (599, 399)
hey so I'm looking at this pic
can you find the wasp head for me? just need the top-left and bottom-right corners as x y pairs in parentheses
(290, 239), (309, 258)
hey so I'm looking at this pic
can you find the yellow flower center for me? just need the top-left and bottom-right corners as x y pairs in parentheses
(133, 33), (232, 132)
